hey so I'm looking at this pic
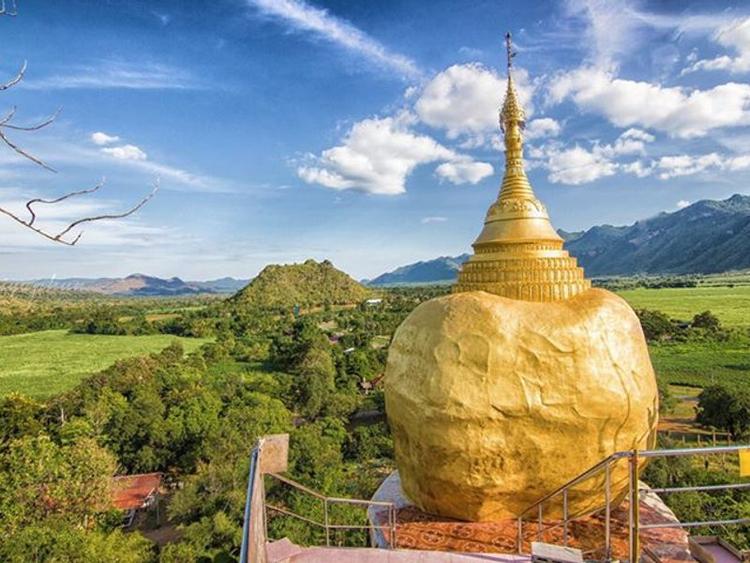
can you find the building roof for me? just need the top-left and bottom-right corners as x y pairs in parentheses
(112, 472), (162, 511)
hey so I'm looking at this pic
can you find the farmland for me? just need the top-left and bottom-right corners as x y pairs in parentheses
(617, 285), (750, 328)
(0, 330), (210, 399)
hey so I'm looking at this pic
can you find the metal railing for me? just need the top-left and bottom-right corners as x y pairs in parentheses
(240, 442), (265, 563)
(264, 471), (398, 549)
(516, 445), (750, 562)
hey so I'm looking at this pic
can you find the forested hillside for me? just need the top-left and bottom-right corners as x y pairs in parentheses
(233, 259), (370, 309)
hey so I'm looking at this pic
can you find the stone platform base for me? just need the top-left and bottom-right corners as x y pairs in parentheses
(368, 472), (693, 562)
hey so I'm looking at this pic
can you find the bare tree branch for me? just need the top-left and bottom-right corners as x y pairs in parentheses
(0, 2), (159, 246)
(0, 179), (159, 246)
(0, 1), (18, 17)
(25, 179), (104, 227)
(0, 62), (59, 171)
(0, 61), (25, 90)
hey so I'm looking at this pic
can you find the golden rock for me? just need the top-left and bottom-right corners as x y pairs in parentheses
(385, 288), (658, 520)
(384, 34), (658, 521)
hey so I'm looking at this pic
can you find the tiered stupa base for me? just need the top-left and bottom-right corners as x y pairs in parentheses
(368, 472), (693, 563)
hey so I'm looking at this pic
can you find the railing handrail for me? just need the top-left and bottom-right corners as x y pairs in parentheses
(516, 443), (750, 562)
(239, 441), (263, 563)
(518, 444), (750, 518)
(264, 471), (398, 549)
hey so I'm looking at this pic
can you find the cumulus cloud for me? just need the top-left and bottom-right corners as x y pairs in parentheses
(435, 159), (493, 185)
(100, 144), (148, 161)
(297, 113), (492, 195)
(532, 128), (655, 185)
(414, 63), (534, 144)
(525, 118), (561, 140)
(548, 66), (750, 138)
(545, 145), (618, 185)
(683, 17), (750, 74)
(90, 131), (120, 146)
(622, 152), (750, 180)
(247, 0), (420, 79)
(653, 153), (750, 179)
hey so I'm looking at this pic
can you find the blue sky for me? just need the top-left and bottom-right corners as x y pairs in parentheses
(1, 0), (750, 280)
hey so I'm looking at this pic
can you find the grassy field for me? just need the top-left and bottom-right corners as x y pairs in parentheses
(612, 285), (750, 390)
(650, 339), (750, 388)
(0, 330), (210, 399)
(617, 285), (750, 328)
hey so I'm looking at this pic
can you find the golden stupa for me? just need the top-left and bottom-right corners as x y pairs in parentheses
(384, 34), (658, 521)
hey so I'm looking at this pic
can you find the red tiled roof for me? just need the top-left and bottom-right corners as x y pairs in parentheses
(112, 472), (162, 511)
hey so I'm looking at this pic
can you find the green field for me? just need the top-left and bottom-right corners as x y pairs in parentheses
(0, 330), (210, 399)
(650, 339), (750, 388)
(617, 285), (750, 328)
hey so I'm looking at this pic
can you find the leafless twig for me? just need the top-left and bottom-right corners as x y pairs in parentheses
(0, 2), (158, 245)
(0, 179), (159, 245)
(0, 0), (17, 16)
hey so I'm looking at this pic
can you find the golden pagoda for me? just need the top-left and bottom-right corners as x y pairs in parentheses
(384, 34), (658, 522)
(453, 33), (590, 302)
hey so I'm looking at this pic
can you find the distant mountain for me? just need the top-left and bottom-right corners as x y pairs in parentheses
(367, 254), (470, 286)
(232, 259), (370, 309)
(368, 194), (750, 283)
(565, 194), (750, 275)
(26, 274), (249, 296)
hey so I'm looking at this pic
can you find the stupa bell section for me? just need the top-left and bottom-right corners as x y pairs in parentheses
(384, 34), (658, 522)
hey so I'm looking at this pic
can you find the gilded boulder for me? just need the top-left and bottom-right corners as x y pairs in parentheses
(384, 288), (658, 521)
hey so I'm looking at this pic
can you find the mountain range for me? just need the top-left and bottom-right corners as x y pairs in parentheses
(25, 274), (249, 297)
(367, 194), (750, 285)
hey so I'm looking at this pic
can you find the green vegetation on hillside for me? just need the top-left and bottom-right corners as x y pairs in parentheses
(233, 259), (370, 310)
(0, 331), (209, 399)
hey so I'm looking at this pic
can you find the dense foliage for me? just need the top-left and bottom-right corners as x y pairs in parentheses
(0, 278), (449, 560)
(232, 259), (371, 310)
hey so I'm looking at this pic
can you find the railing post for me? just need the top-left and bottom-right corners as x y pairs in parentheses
(538, 502), (543, 541)
(605, 459), (611, 561)
(563, 489), (569, 547)
(517, 517), (523, 554)
(324, 498), (330, 547)
(390, 505), (397, 549)
(629, 450), (640, 563)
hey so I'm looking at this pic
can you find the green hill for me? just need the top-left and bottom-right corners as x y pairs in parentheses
(232, 259), (370, 309)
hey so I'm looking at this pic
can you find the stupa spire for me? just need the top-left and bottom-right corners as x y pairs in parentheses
(452, 33), (591, 302)
(498, 32), (534, 200)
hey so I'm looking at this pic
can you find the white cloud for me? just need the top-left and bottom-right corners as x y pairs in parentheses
(532, 128), (655, 185)
(435, 159), (493, 185)
(683, 17), (750, 74)
(90, 132), (120, 146)
(525, 118), (561, 140)
(563, 0), (644, 68)
(548, 66), (750, 138)
(621, 151), (750, 181)
(677, 200), (691, 209)
(247, 0), (420, 78)
(414, 63), (534, 144)
(22, 61), (204, 90)
(100, 144), (147, 161)
(0, 190), (166, 248)
(546, 144), (617, 185)
(297, 113), (491, 195)
(421, 216), (447, 224)
(622, 160), (653, 178)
